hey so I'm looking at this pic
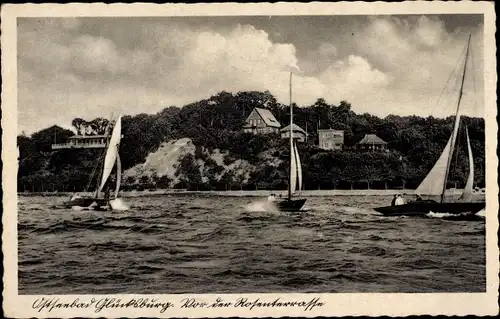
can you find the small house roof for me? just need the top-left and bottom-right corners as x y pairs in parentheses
(280, 123), (306, 134)
(253, 108), (281, 128)
(357, 134), (387, 145)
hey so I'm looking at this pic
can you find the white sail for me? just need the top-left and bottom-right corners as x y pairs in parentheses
(415, 136), (453, 196)
(98, 115), (122, 192)
(294, 141), (302, 192)
(290, 140), (297, 195)
(441, 112), (462, 194)
(460, 127), (474, 201)
(114, 150), (122, 198)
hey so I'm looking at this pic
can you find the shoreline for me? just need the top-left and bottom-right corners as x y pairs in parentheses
(17, 188), (485, 198)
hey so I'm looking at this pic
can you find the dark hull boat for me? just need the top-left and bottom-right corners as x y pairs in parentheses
(374, 200), (485, 217)
(277, 198), (307, 212)
(62, 197), (110, 210)
(374, 35), (486, 218)
(275, 70), (308, 213)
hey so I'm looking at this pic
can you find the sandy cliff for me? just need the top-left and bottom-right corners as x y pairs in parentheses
(123, 138), (260, 185)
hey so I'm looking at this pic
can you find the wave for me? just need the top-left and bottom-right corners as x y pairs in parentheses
(396, 257), (443, 270)
(25, 217), (168, 235)
(110, 198), (130, 211)
(349, 246), (387, 256)
(189, 226), (235, 242)
(21, 204), (45, 211)
(70, 206), (94, 211)
(127, 224), (167, 234)
(19, 258), (44, 266)
(88, 241), (162, 252)
(244, 199), (278, 213)
(427, 211), (485, 221)
(336, 206), (379, 216)
(237, 214), (276, 222)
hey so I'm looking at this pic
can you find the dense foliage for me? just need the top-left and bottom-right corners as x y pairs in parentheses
(17, 91), (485, 192)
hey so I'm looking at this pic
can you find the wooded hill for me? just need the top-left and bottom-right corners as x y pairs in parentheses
(17, 90), (485, 192)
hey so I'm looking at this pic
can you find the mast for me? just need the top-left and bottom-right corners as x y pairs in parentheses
(288, 71), (293, 200)
(305, 122), (308, 143)
(441, 34), (471, 203)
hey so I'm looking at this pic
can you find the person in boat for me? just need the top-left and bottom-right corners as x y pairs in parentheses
(391, 195), (398, 206)
(395, 194), (405, 206)
(104, 185), (111, 202)
(268, 193), (276, 202)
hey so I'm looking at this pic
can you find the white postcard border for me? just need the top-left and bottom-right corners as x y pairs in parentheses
(2, 2), (498, 318)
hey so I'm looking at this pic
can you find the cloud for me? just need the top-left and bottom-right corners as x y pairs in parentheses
(318, 43), (338, 58)
(318, 55), (391, 108)
(413, 16), (448, 49)
(17, 16), (484, 134)
(339, 16), (484, 117)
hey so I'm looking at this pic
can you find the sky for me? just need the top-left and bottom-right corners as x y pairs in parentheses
(17, 14), (484, 134)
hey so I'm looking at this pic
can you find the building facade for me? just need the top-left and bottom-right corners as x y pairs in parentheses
(280, 124), (307, 142)
(242, 107), (281, 134)
(318, 129), (344, 150)
(52, 135), (108, 150)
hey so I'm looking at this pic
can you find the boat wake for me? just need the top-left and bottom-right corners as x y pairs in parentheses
(427, 210), (484, 220)
(71, 205), (93, 211)
(244, 199), (278, 212)
(427, 211), (455, 218)
(476, 209), (485, 217)
(110, 198), (130, 211)
(69, 198), (130, 211)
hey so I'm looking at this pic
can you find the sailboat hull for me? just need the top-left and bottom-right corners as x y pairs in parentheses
(62, 196), (110, 210)
(277, 198), (307, 212)
(374, 200), (485, 217)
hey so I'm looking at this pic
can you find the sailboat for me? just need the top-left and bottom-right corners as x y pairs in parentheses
(63, 115), (123, 210)
(276, 72), (307, 212)
(374, 35), (485, 217)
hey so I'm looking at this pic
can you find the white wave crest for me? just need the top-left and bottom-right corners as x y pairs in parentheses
(110, 198), (130, 211)
(476, 209), (485, 218)
(427, 211), (455, 218)
(245, 199), (278, 212)
(426, 210), (483, 219)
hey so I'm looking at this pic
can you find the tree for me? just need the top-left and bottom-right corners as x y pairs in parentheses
(17, 90), (485, 192)
(156, 175), (172, 189)
(71, 118), (88, 135)
(176, 153), (202, 190)
(89, 117), (110, 135)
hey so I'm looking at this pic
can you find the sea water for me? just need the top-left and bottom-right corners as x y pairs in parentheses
(17, 195), (485, 294)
